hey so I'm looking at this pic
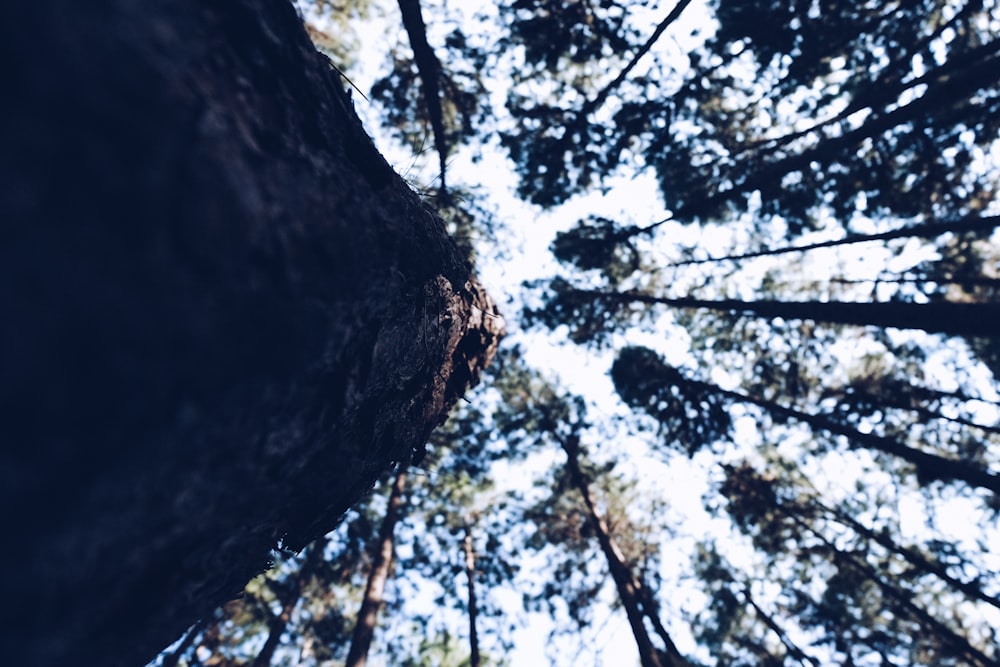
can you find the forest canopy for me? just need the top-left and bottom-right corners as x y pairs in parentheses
(153, 0), (1000, 665)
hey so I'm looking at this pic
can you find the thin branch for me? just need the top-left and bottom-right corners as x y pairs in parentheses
(583, 0), (696, 116)
(741, 587), (821, 667)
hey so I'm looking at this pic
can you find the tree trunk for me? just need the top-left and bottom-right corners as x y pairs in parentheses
(711, 382), (1000, 494)
(159, 620), (208, 667)
(346, 467), (408, 667)
(740, 587), (820, 667)
(0, 3), (502, 667)
(463, 520), (482, 667)
(817, 502), (1000, 610)
(580, 288), (1000, 338)
(253, 591), (299, 667)
(677, 38), (1000, 219)
(561, 436), (688, 667)
(651, 369), (1000, 493)
(252, 538), (328, 667)
(397, 0), (448, 195)
(799, 519), (996, 667)
(833, 387), (1000, 435)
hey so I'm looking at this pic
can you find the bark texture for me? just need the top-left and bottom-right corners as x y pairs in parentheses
(0, 2), (502, 666)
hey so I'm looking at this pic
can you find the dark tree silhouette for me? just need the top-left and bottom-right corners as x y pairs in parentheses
(612, 346), (1000, 494)
(462, 519), (482, 667)
(397, 0), (450, 196)
(659, 215), (1000, 268)
(536, 284), (1000, 339)
(726, 469), (997, 667)
(0, 2), (501, 666)
(558, 433), (690, 667)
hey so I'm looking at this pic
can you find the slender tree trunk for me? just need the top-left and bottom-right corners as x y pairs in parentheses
(397, 0), (448, 195)
(797, 519), (996, 667)
(0, 3), (502, 666)
(463, 520), (482, 667)
(252, 538), (327, 667)
(836, 382), (1000, 411)
(580, 288), (1000, 338)
(740, 587), (820, 667)
(582, 0), (695, 115)
(652, 369), (1000, 494)
(870, 398), (1000, 436)
(676, 38), (1000, 219)
(252, 583), (301, 667)
(159, 619), (207, 667)
(817, 502), (1000, 610)
(561, 436), (689, 667)
(725, 385), (1000, 493)
(640, 588), (689, 667)
(830, 274), (1000, 289)
(346, 467), (409, 667)
(830, 383), (1000, 434)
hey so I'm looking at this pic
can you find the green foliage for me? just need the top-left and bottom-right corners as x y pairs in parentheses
(504, 0), (635, 71)
(713, 462), (1000, 665)
(503, 0), (1000, 229)
(395, 631), (500, 667)
(370, 30), (489, 159)
(612, 346), (732, 456)
(295, 0), (376, 68)
(551, 216), (641, 283)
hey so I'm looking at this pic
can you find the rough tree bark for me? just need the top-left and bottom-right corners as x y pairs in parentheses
(0, 2), (502, 666)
